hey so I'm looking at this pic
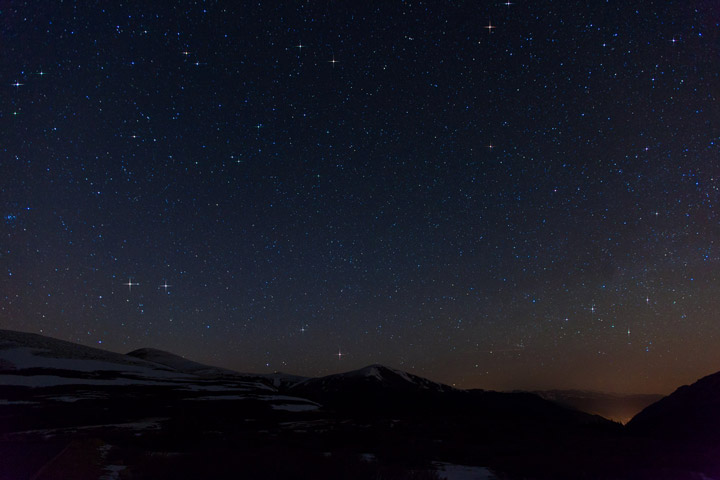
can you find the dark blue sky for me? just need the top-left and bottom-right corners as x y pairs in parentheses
(2, 1), (718, 393)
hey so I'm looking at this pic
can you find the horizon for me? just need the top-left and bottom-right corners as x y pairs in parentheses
(3, 2), (718, 399)
(2, 327), (699, 396)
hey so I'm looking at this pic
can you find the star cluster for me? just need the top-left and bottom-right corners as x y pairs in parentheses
(2, 1), (719, 394)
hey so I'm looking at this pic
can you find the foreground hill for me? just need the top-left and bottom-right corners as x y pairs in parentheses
(627, 369), (720, 442)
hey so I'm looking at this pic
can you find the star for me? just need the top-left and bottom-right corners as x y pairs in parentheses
(487, 144), (495, 150)
(484, 21), (496, 33)
(329, 55), (339, 67)
(336, 348), (345, 359)
(182, 50), (191, 56)
(503, 1), (513, 5)
(11, 81), (23, 88)
(160, 280), (172, 292)
(300, 326), (306, 333)
(295, 43), (306, 52)
(123, 278), (140, 292)
(36, 71), (46, 77)
(255, 123), (263, 132)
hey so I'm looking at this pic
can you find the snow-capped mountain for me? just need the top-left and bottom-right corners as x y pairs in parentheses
(287, 364), (462, 415)
(292, 364), (455, 394)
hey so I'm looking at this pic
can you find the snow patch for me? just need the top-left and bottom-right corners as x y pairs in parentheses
(258, 394), (319, 403)
(433, 462), (498, 480)
(46, 396), (85, 403)
(100, 465), (126, 480)
(178, 383), (264, 392)
(0, 374), (188, 388)
(0, 399), (38, 405)
(271, 403), (319, 412)
(187, 395), (249, 401)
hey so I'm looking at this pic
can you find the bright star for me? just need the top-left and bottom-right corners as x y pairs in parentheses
(329, 55), (339, 66)
(124, 278), (140, 292)
(160, 280), (172, 292)
(484, 21), (496, 33)
(11, 81), (23, 88)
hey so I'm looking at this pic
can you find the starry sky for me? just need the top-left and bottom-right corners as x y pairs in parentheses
(2, 1), (719, 394)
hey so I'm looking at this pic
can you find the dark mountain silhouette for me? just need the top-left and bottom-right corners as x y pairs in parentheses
(534, 389), (664, 424)
(628, 369), (720, 442)
(287, 364), (455, 414)
(291, 364), (454, 393)
(288, 364), (609, 433)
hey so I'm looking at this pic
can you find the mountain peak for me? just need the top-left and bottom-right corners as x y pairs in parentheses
(348, 364), (417, 384)
(291, 364), (455, 396)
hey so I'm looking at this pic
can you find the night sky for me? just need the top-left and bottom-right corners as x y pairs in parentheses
(2, 1), (719, 394)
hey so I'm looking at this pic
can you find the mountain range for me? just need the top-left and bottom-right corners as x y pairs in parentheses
(2, 328), (720, 479)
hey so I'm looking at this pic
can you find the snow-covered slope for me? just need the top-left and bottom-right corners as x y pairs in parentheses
(0, 329), (267, 391)
(0, 329), (190, 387)
(0, 329), (321, 411)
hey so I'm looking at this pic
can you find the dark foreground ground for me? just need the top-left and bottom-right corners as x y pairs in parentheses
(2, 384), (720, 480)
